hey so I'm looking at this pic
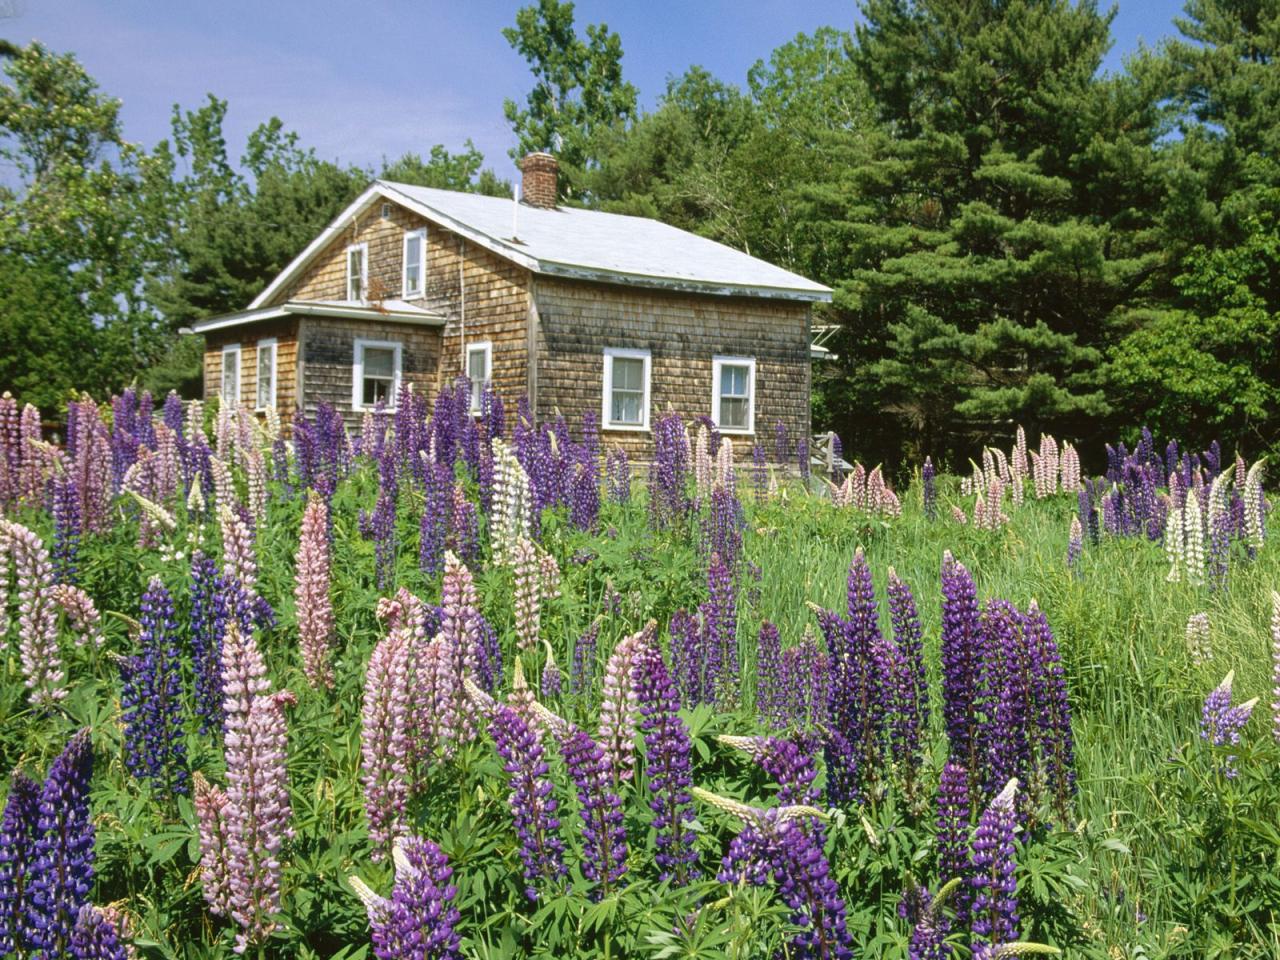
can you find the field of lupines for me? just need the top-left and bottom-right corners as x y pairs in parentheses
(1, 385), (1279, 960)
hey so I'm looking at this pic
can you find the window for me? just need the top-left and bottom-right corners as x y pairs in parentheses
(712, 356), (756, 434)
(346, 242), (368, 301)
(255, 338), (277, 412)
(221, 344), (241, 407)
(601, 347), (651, 431)
(402, 228), (427, 298)
(466, 341), (492, 414)
(353, 338), (402, 410)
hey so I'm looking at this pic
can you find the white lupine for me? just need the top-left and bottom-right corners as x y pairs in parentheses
(1165, 506), (1185, 582)
(693, 425), (713, 498)
(993, 446), (1010, 484)
(1244, 459), (1267, 550)
(982, 447), (998, 490)
(1184, 493), (1206, 586)
(209, 456), (234, 513)
(1012, 425), (1029, 482)
(715, 437), (735, 491)
(1185, 612), (1212, 664)
(245, 447), (268, 527)
(1270, 591), (1280, 744)
(1030, 451), (1045, 499)
(490, 439), (532, 565)
(186, 398), (205, 443)
(1060, 443), (1081, 493)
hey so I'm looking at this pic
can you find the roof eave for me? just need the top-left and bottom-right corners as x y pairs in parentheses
(534, 260), (833, 302)
(189, 300), (446, 335)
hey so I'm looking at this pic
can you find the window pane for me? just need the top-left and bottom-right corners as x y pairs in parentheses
(363, 347), (394, 378)
(612, 390), (642, 424)
(721, 364), (747, 398)
(467, 349), (488, 382)
(348, 249), (363, 299)
(720, 396), (748, 429)
(613, 356), (643, 391)
(364, 377), (392, 406)
(405, 236), (421, 292)
(257, 350), (272, 408)
(222, 354), (237, 402)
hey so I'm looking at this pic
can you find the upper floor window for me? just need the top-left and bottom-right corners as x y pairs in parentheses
(255, 338), (277, 412)
(221, 343), (241, 407)
(466, 341), (492, 414)
(346, 242), (368, 301)
(353, 338), (402, 410)
(403, 228), (427, 298)
(602, 347), (651, 431)
(712, 356), (755, 433)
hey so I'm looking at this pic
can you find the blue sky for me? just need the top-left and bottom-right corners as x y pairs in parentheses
(4, 0), (1188, 182)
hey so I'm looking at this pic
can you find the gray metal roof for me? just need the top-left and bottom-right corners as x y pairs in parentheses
(378, 181), (831, 301)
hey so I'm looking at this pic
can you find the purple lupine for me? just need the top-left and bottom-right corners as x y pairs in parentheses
(27, 729), (95, 958)
(69, 903), (129, 960)
(706, 553), (738, 708)
(1200, 671), (1256, 778)
(489, 705), (566, 900)
(605, 447), (630, 504)
(1067, 516), (1083, 570)
(570, 619), (600, 700)
(970, 779), (1020, 947)
(773, 420), (788, 463)
(757, 737), (819, 806)
(1023, 602), (1076, 818)
(922, 457), (937, 521)
(419, 462), (451, 578)
(188, 552), (227, 733)
(541, 650), (563, 698)
(887, 568), (929, 758)
(635, 644), (699, 885)
(482, 384), (504, 441)
(649, 413), (690, 528)
(936, 760), (971, 888)
(702, 485), (743, 567)
(559, 730), (628, 897)
(772, 818), (855, 960)
(448, 485), (480, 564)
(473, 613), (502, 694)
(121, 577), (189, 796)
(975, 600), (1026, 798)
(781, 635), (830, 729)
(51, 474), (81, 585)
(668, 609), (703, 708)
(0, 771), (40, 955)
(797, 439), (810, 484)
(940, 553), (983, 765)
(756, 621), (784, 728)
(899, 884), (949, 960)
(569, 459), (600, 532)
(353, 836), (463, 960)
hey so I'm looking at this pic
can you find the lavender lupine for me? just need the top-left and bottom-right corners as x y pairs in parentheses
(541, 641), (563, 698)
(2, 518), (63, 707)
(120, 578), (189, 795)
(702, 484), (743, 567)
(0, 770), (40, 955)
(27, 729), (95, 958)
(295, 493), (335, 688)
(350, 836), (463, 960)
(1023, 601), (1076, 817)
(635, 644), (699, 884)
(922, 457), (937, 520)
(1067, 516), (1083, 569)
(570, 619), (601, 699)
(448, 484), (479, 564)
(706, 552), (738, 707)
(1200, 670), (1257, 777)
(189, 552), (226, 733)
(51, 474), (80, 584)
(970, 779), (1020, 947)
(559, 729), (628, 896)
(419, 461), (451, 577)
(489, 705), (566, 900)
(69, 903), (129, 960)
(202, 622), (295, 954)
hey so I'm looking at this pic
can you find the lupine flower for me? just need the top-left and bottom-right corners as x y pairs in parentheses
(970, 778), (1020, 947)
(1023, 602), (1076, 819)
(1185, 612), (1211, 664)
(1271, 591), (1280, 745)
(218, 504), (258, 595)
(717, 735), (820, 806)
(489, 705), (566, 900)
(570, 618), (600, 699)
(203, 622), (295, 954)
(120, 577), (189, 795)
(541, 641), (563, 698)
(51, 474), (81, 585)
(195, 772), (233, 917)
(921, 457), (937, 520)
(69, 903), (129, 960)
(887, 568), (929, 768)
(362, 627), (414, 858)
(598, 624), (653, 785)
(48, 584), (103, 649)
(899, 883), (949, 960)
(1200, 670), (1256, 777)
(188, 552), (227, 733)
(558, 729), (628, 897)
(1067, 516), (1083, 569)
(936, 760), (971, 891)
(512, 537), (542, 653)
(350, 836), (462, 960)
(635, 643), (699, 884)
(27, 729), (95, 957)
(438, 552), (482, 750)
(448, 484), (479, 563)
(1, 518), (64, 707)
(705, 553), (738, 708)
(756, 621), (783, 728)
(0, 770), (40, 955)
(295, 493), (335, 688)
(940, 553), (982, 762)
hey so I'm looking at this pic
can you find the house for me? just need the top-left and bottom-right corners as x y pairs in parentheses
(193, 152), (832, 458)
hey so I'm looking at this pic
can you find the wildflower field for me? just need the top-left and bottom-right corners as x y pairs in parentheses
(1, 386), (1278, 960)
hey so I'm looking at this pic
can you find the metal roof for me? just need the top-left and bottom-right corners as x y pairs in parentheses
(251, 181), (832, 309)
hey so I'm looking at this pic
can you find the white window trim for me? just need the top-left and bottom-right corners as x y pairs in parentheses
(465, 340), (493, 414)
(346, 241), (368, 302)
(711, 355), (757, 435)
(221, 343), (241, 408)
(601, 347), (652, 432)
(255, 338), (278, 413)
(352, 338), (403, 412)
(402, 227), (427, 299)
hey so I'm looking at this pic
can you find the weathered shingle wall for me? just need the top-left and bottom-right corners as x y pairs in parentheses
(203, 318), (300, 421)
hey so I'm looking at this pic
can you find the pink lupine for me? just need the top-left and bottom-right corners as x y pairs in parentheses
(598, 622), (655, 786)
(194, 772), (233, 917)
(18, 403), (43, 504)
(208, 621), (295, 954)
(1061, 443), (1081, 493)
(1271, 591), (1280, 745)
(48, 584), (103, 648)
(0, 392), (18, 510)
(951, 505), (968, 525)
(851, 463), (867, 510)
(361, 626), (414, 857)
(218, 505), (257, 593)
(295, 493), (334, 688)
(1, 518), (63, 706)
(693, 425), (713, 497)
(439, 552), (481, 748)
(512, 537), (542, 653)
(245, 448), (268, 527)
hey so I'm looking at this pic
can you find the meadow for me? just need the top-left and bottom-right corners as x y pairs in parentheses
(0, 387), (1277, 960)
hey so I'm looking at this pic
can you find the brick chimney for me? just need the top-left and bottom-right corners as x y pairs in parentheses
(520, 151), (559, 209)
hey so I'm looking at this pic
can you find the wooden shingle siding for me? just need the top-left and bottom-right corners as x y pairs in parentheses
(202, 318), (300, 423)
(532, 277), (811, 462)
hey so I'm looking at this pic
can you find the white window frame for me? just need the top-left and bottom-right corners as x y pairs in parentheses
(465, 340), (493, 415)
(601, 347), (651, 432)
(352, 338), (403, 412)
(711, 355), (756, 435)
(346, 242), (368, 302)
(254, 338), (278, 413)
(221, 343), (241, 408)
(402, 227), (427, 299)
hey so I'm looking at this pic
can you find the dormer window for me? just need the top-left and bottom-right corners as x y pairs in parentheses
(402, 228), (427, 298)
(346, 242), (367, 301)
